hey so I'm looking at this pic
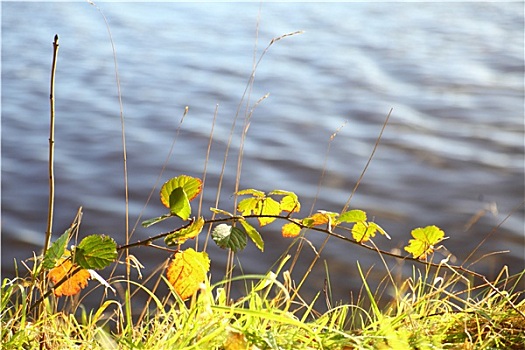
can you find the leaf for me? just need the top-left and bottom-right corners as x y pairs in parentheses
(404, 225), (445, 259)
(141, 213), (173, 228)
(237, 188), (265, 197)
(42, 228), (71, 269)
(239, 219), (264, 252)
(209, 207), (234, 217)
(351, 222), (375, 243)
(160, 175), (202, 208)
(257, 197), (280, 226)
(337, 209), (367, 224)
(237, 194), (280, 227)
(73, 235), (117, 270)
(48, 259), (90, 297)
(211, 224), (247, 252)
(169, 187), (191, 220)
(237, 197), (259, 216)
(166, 248), (210, 300)
(164, 217), (205, 246)
(302, 211), (338, 228)
(269, 190), (301, 213)
(282, 222), (301, 238)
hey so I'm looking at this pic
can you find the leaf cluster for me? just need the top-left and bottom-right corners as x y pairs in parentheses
(36, 174), (448, 303)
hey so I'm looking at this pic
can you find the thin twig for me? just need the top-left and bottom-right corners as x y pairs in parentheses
(44, 34), (59, 255)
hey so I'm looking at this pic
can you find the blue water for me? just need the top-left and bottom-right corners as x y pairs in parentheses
(2, 2), (524, 305)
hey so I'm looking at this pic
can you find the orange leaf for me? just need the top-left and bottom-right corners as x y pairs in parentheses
(48, 259), (90, 297)
(166, 248), (210, 300)
(282, 222), (301, 238)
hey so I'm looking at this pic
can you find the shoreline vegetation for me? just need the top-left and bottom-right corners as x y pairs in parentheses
(2, 7), (524, 349)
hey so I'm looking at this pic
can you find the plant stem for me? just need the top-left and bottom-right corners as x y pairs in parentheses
(44, 34), (59, 255)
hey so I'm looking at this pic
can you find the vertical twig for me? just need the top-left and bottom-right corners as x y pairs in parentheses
(44, 34), (59, 255)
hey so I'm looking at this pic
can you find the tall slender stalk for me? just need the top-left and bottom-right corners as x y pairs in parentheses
(44, 34), (59, 255)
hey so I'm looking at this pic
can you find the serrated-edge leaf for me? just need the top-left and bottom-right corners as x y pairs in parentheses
(43, 229), (71, 269)
(258, 197), (280, 226)
(74, 235), (117, 270)
(282, 222), (301, 238)
(239, 219), (264, 252)
(212, 225), (247, 252)
(279, 194), (301, 213)
(166, 248), (210, 300)
(404, 226), (445, 259)
(160, 175), (202, 208)
(237, 197), (259, 216)
(164, 217), (205, 246)
(141, 213), (173, 228)
(351, 221), (377, 243)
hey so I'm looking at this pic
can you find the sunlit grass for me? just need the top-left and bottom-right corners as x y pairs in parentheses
(2, 249), (524, 349)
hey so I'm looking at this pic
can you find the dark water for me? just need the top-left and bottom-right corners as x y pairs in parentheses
(2, 2), (524, 307)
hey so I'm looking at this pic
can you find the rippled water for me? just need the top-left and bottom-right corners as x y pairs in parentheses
(2, 2), (524, 305)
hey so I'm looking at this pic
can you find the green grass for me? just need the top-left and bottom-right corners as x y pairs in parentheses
(2, 250), (524, 349)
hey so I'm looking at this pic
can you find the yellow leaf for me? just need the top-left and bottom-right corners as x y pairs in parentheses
(48, 259), (90, 297)
(164, 217), (205, 246)
(282, 222), (301, 238)
(405, 225), (445, 259)
(166, 248), (210, 300)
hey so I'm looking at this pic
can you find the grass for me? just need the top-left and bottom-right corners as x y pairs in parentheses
(2, 4), (525, 349)
(2, 251), (524, 349)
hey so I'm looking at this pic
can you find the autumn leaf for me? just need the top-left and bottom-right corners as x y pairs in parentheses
(404, 225), (445, 259)
(302, 211), (338, 228)
(164, 217), (205, 246)
(166, 248), (210, 300)
(237, 190), (280, 226)
(269, 190), (301, 213)
(160, 175), (202, 208)
(282, 222), (301, 238)
(48, 259), (90, 297)
(256, 197), (280, 226)
(237, 197), (259, 216)
(237, 188), (265, 197)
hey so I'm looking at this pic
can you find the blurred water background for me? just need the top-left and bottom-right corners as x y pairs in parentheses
(2, 2), (524, 309)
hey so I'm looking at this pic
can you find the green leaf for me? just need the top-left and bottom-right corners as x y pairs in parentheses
(160, 175), (202, 208)
(337, 209), (367, 224)
(43, 228), (71, 269)
(404, 225), (445, 259)
(211, 224), (247, 252)
(73, 235), (117, 270)
(141, 213), (173, 228)
(164, 217), (205, 246)
(169, 187), (191, 220)
(239, 219), (264, 252)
